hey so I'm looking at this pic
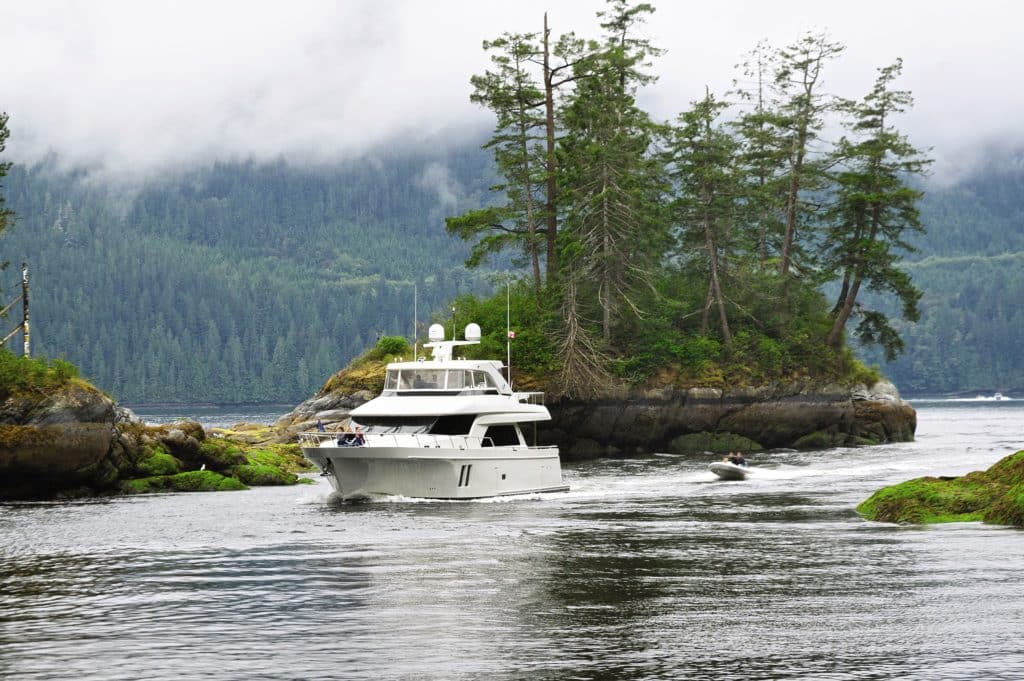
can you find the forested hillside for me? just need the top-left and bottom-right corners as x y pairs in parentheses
(2, 146), (1022, 402)
(1, 145), (497, 403)
(857, 160), (1024, 394)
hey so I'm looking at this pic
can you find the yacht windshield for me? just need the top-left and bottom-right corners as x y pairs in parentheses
(398, 369), (446, 390)
(387, 368), (502, 392)
(446, 369), (498, 391)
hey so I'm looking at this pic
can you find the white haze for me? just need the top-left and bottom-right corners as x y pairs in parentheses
(4, 0), (1023, 181)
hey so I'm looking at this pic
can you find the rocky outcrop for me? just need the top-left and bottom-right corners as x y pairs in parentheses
(543, 380), (915, 459)
(273, 390), (375, 435)
(277, 379), (916, 460)
(0, 382), (312, 500)
(0, 383), (120, 498)
(858, 450), (1024, 526)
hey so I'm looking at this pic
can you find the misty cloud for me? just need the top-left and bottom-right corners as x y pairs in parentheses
(4, 1), (1023, 180)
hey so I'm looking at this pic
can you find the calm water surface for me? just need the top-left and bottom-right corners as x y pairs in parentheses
(2, 401), (1023, 680)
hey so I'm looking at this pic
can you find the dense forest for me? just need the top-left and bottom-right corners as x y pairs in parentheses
(2, 1), (1021, 401)
(856, 161), (1024, 394)
(0, 146), (497, 403)
(2, 130), (1022, 402)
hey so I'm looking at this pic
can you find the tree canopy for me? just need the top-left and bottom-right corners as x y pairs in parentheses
(448, 0), (929, 396)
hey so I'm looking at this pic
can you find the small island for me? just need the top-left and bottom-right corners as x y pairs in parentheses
(277, 330), (917, 460)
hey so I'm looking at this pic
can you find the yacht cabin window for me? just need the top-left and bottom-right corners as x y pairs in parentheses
(385, 368), (501, 393)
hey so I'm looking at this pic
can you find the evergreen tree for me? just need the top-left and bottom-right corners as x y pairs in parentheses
(824, 59), (931, 359)
(446, 32), (548, 292)
(669, 91), (745, 352)
(448, 16), (591, 290)
(730, 41), (786, 264)
(558, 0), (667, 343)
(771, 33), (845, 279)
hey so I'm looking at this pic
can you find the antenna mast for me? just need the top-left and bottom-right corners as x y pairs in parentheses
(506, 281), (512, 390)
(22, 264), (29, 357)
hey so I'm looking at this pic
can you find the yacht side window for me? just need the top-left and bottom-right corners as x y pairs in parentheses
(398, 371), (416, 390)
(384, 370), (400, 391)
(446, 369), (469, 390)
(467, 370), (499, 392)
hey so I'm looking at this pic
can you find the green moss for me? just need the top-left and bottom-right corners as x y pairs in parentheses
(984, 451), (1024, 487)
(859, 453), (1024, 526)
(856, 476), (995, 524)
(198, 438), (248, 470)
(0, 349), (82, 399)
(246, 444), (313, 473)
(120, 470), (247, 494)
(983, 482), (1024, 526)
(232, 464), (298, 486)
(793, 430), (843, 449)
(136, 448), (182, 476)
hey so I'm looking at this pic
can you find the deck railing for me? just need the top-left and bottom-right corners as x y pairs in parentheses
(514, 392), (545, 405)
(299, 431), (557, 452)
(300, 431), (495, 450)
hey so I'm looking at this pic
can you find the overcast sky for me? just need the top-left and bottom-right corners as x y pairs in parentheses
(3, 0), (1021, 180)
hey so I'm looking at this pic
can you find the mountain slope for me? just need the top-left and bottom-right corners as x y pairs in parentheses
(2, 144), (496, 403)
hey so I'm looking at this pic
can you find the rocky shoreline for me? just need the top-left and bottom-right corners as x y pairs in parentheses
(1, 375), (917, 500)
(275, 380), (916, 459)
(0, 382), (311, 501)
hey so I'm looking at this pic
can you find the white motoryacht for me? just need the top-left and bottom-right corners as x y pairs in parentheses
(300, 323), (569, 500)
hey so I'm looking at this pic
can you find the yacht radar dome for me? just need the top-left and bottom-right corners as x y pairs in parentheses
(428, 324), (445, 341)
(465, 323), (481, 342)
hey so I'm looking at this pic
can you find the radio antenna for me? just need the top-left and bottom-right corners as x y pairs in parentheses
(506, 281), (512, 390)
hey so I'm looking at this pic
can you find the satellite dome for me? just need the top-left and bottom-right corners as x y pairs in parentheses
(428, 324), (445, 341)
(464, 323), (481, 342)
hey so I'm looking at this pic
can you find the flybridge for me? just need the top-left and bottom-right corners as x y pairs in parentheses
(385, 323), (511, 396)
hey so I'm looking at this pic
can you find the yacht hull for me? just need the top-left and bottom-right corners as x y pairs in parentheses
(302, 444), (568, 499)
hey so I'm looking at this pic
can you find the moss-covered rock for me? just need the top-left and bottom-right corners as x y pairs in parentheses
(120, 470), (248, 494)
(982, 481), (1024, 526)
(197, 437), (249, 472)
(135, 446), (182, 477)
(245, 443), (311, 473)
(668, 431), (763, 455)
(858, 451), (1024, 526)
(232, 464), (298, 486)
(793, 430), (851, 449)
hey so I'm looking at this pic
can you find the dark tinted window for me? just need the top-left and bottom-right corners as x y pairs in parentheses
(430, 414), (477, 435)
(483, 425), (520, 447)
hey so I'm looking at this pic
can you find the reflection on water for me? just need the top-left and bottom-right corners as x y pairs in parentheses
(2, 404), (1024, 679)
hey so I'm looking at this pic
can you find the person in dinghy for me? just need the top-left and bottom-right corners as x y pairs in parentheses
(724, 451), (747, 467)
